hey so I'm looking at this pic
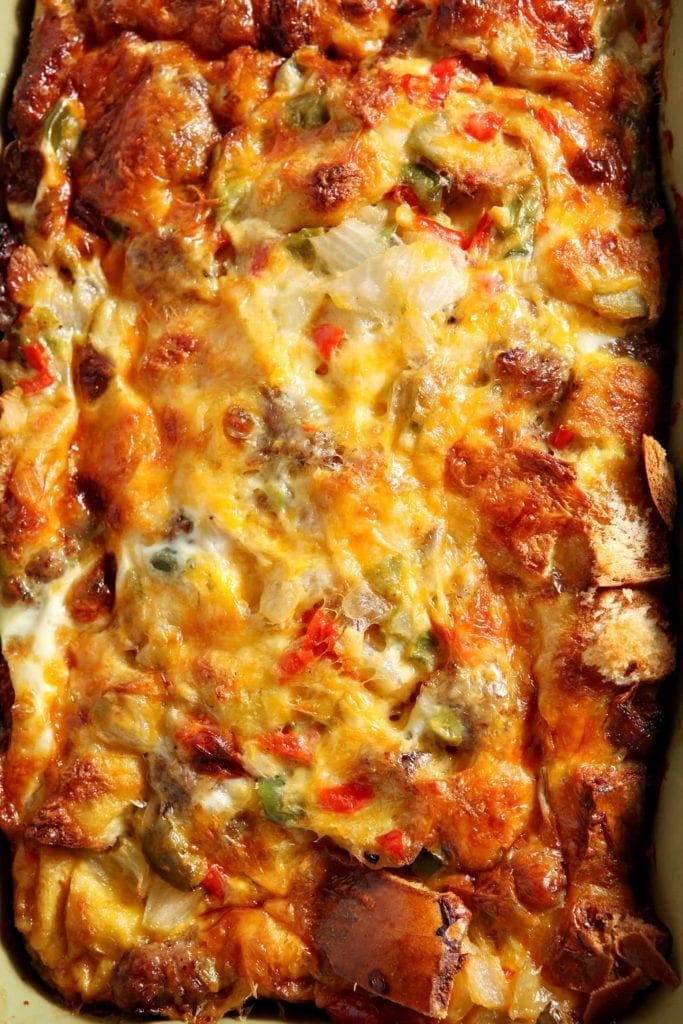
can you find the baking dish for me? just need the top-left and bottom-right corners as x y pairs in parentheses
(0, 3), (682, 1023)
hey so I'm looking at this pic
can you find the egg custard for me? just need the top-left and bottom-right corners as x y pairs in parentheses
(0, 2), (678, 1022)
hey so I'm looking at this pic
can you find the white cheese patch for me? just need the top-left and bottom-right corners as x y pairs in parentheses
(120, 517), (244, 581)
(0, 563), (85, 794)
(576, 328), (617, 353)
(193, 776), (254, 817)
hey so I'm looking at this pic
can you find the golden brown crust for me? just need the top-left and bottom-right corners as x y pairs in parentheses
(643, 433), (677, 529)
(10, 5), (85, 142)
(0, 1), (675, 1021)
(433, 0), (595, 65)
(315, 870), (470, 1018)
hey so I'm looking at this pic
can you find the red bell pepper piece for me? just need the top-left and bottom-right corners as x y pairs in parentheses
(429, 58), (462, 105)
(535, 107), (560, 137)
(401, 58), (466, 108)
(250, 242), (271, 275)
(388, 183), (421, 208)
(318, 777), (374, 813)
(258, 729), (314, 765)
(401, 74), (428, 104)
(414, 213), (467, 248)
(279, 607), (338, 679)
(312, 323), (345, 362)
(462, 111), (504, 142)
(376, 828), (405, 859)
(549, 424), (576, 449)
(202, 863), (229, 898)
(18, 341), (56, 395)
(466, 211), (494, 255)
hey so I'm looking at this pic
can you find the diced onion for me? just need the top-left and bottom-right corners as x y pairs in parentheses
(326, 255), (387, 313)
(464, 953), (509, 1010)
(104, 837), (151, 899)
(357, 204), (388, 226)
(0, 389), (28, 435)
(412, 261), (466, 316)
(92, 691), (159, 752)
(227, 216), (280, 253)
(509, 959), (552, 1021)
(389, 607), (415, 639)
(326, 239), (466, 320)
(259, 575), (305, 625)
(341, 582), (391, 626)
(312, 216), (387, 273)
(262, 264), (321, 338)
(142, 875), (205, 934)
(259, 565), (333, 625)
(592, 287), (648, 321)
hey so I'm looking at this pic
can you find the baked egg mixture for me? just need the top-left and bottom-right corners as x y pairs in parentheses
(0, 1), (678, 1022)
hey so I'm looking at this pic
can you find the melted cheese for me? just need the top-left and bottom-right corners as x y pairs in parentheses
(0, 1), (674, 1021)
(2, 563), (83, 768)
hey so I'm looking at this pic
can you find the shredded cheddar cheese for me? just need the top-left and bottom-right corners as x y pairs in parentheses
(0, 1), (676, 1022)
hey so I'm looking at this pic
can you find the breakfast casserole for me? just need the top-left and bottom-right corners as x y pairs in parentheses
(0, 1), (679, 1022)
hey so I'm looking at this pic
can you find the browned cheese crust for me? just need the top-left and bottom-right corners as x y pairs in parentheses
(0, 1), (677, 1023)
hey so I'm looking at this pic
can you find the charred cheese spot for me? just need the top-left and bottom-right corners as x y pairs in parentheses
(437, 755), (535, 871)
(85, 0), (258, 55)
(10, 8), (85, 142)
(445, 441), (590, 584)
(308, 162), (364, 212)
(74, 43), (220, 228)
(433, 0), (595, 84)
(562, 356), (661, 449)
(538, 221), (661, 324)
(207, 46), (284, 129)
(74, 344), (115, 402)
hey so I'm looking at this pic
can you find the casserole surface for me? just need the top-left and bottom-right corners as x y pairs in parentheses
(0, 2), (679, 1024)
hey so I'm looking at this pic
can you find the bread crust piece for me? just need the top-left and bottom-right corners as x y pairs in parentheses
(643, 433), (677, 529)
(315, 870), (470, 1018)
(0, 0), (676, 1021)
